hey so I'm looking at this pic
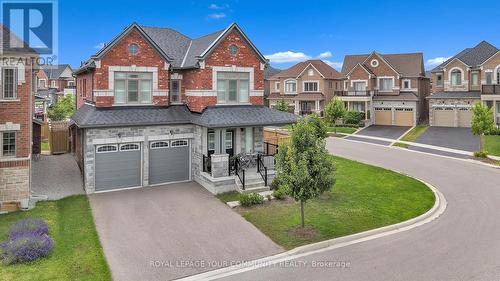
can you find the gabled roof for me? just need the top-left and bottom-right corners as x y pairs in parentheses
(76, 22), (265, 73)
(41, 64), (73, 79)
(0, 24), (38, 55)
(270, 60), (342, 80)
(264, 66), (281, 80)
(341, 52), (425, 77)
(432, 41), (499, 72)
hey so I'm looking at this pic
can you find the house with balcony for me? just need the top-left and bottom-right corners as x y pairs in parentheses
(339, 52), (430, 126)
(266, 60), (344, 116)
(70, 22), (295, 194)
(428, 41), (500, 127)
(0, 25), (38, 210)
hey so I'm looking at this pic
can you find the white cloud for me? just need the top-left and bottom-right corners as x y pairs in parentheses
(209, 3), (228, 9)
(265, 51), (311, 63)
(207, 13), (226, 19)
(324, 60), (343, 70)
(318, 51), (332, 59)
(426, 56), (451, 66)
(94, 42), (105, 49)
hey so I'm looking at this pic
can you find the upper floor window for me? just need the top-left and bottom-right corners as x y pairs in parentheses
(51, 80), (57, 88)
(38, 79), (46, 88)
(128, 44), (139, 55)
(285, 80), (296, 94)
(275, 82), (280, 91)
(68, 81), (75, 87)
(308, 69), (314, 76)
(304, 81), (318, 92)
(216, 72), (249, 104)
(1, 131), (16, 157)
(471, 72), (479, 86)
(370, 59), (379, 67)
(170, 80), (181, 104)
(485, 72), (493, 85)
(2, 68), (17, 99)
(436, 74), (443, 86)
(402, 79), (411, 89)
(378, 78), (393, 92)
(451, 69), (462, 86)
(114, 72), (152, 104)
(352, 81), (366, 91)
(228, 45), (238, 56)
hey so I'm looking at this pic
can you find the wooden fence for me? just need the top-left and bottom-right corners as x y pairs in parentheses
(41, 121), (49, 140)
(263, 128), (290, 145)
(48, 121), (69, 154)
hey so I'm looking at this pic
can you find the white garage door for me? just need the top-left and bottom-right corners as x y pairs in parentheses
(95, 143), (142, 192)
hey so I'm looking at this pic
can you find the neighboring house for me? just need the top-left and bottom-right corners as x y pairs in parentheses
(339, 52), (430, 126)
(267, 60), (344, 116)
(0, 25), (38, 209)
(70, 22), (295, 194)
(39, 64), (75, 93)
(263, 66), (281, 107)
(428, 41), (500, 127)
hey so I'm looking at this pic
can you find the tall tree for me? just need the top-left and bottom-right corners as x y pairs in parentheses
(471, 102), (495, 152)
(325, 97), (346, 134)
(275, 116), (335, 228)
(48, 94), (76, 121)
(274, 99), (289, 112)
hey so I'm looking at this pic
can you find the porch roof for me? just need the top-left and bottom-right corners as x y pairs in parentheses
(192, 105), (297, 128)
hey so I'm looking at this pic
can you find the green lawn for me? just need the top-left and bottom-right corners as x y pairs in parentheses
(0, 196), (111, 281)
(216, 191), (241, 203)
(484, 135), (500, 156)
(399, 125), (429, 142)
(393, 142), (409, 148)
(41, 140), (49, 151)
(326, 126), (358, 134)
(238, 156), (435, 250)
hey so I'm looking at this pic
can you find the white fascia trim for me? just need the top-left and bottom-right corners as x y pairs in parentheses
(479, 50), (500, 66)
(296, 63), (325, 79)
(345, 63), (371, 77)
(185, 90), (217, 97)
(211, 66), (255, 90)
(362, 52), (400, 76)
(181, 40), (193, 68)
(91, 136), (145, 145)
(441, 57), (470, 71)
(302, 80), (320, 92)
(148, 133), (194, 141)
(0, 122), (21, 131)
(250, 90), (264, 96)
(200, 25), (233, 58)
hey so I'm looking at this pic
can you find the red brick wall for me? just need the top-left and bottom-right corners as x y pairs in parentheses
(76, 71), (93, 109)
(0, 66), (33, 160)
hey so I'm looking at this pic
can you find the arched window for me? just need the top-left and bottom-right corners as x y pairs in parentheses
(451, 69), (462, 86)
(96, 145), (118, 153)
(150, 141), (169, 149)
(496, 66), (500, 85)
(120, 143), (140, 151)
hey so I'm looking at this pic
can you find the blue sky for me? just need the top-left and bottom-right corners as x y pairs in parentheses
(58, 0), (500, 71)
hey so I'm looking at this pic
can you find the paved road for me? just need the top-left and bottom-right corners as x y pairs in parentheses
(89, 182), (281, 281)
(219, 138), (500, 281)
(412, 127), (480, 152)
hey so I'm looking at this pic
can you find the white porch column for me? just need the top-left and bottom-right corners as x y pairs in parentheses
(315, 100), (320, 113)
(294, 100), (299, 114)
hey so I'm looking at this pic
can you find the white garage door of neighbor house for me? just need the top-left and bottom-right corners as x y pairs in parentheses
(95, 143), (142, 192)
(433, 107), (455, 127)
(457, 107), (472, 127)
(149, 139), (190, 185)
(374, 107), (392, 125)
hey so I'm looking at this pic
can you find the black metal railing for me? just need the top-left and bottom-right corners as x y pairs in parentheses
(482, 84), (500, 95)
(264, 142), (279, 156)
(202, 154), (211, 173)
(334, 90), (374, 96)
(299, 110), (314, 116)
(257, 154), (268, 186)
(234, 157), (245, 190)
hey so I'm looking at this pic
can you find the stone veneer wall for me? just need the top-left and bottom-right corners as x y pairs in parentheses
(83, 124), (201, 193)
(0, 166), (29, 204)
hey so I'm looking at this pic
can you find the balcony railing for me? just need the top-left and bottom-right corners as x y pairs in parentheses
(482, 84), (500, 95)
(334, 90), (374, 97)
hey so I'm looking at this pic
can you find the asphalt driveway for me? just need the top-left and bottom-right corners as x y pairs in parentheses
(411, 127), (480, 152)
(89, 182), (282, 281)
(345, 125), (411, 145)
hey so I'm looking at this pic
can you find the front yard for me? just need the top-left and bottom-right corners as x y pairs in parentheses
(484, 135), (500, 156)
(393, 125), (429, 148)
(237, 156), (435, 250)
(0, 196), (111, 281)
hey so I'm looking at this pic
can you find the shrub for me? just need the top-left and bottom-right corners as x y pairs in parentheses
(9, 218), (49, 239)
(238, 193), (264, 207)
(473, 151), (488, 158)
(343, 111), (364, 125)
(272, 188), (287, 200)
(487, 127), (500, 135)
(0, 233), (53, 264)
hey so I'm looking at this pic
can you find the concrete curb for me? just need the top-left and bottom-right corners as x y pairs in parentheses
(177, 175), (447, 281)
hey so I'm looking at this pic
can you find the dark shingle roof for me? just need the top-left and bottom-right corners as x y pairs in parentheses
(264, 66), (281, 79)
(192, 105), (296, 128)
(181, 29), (225, 68)
(41, 64), (73, 79)
(270, 60), (342, 79)
(141, 26), (192, 68)
(432, 41), (499, 71)
(426, 91), (481, 99)
(341, 53), (425, 77)
(373, 92), (419, 101)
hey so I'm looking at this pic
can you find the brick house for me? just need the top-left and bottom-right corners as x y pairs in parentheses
(0, 25), (38, 209)
(266, 60), (343, 116)
(70, 22), (295, 194)
(428, 41), (500, 127)
(339, 52), (430, 126)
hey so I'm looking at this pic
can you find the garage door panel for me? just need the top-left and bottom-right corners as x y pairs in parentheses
(149, 141), (190, 185)
(458, 108), (472, 127)
(374, 108), (392, 125)
(433, 108), (455, 127)
(394, 109), (414, 126)
(95, 145), (142, 191)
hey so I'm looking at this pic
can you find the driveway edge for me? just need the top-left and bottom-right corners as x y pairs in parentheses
(177, 175), (447, 281)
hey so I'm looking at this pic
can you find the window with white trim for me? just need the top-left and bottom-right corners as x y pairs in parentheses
(51, 80), (57, 88)
(216, 72), (249, 104)
(275, 82), (280, 91)
(436, 74), (443, 86)
(284, 80), (296, 94)
(486, 72), (493, 84)
(471, 72), (479, 86)
(150, 141), (169, 149)
(171, 140), (188, 147)
(308, 69), (314, 76)
(114, 72), (152, 104)
(1, 131), (16, 157)
(304, 82), (318, 92)
(451, 69), (462, 86)
(2, 68), (17, 99)
(120, 143), (140, 151)
(207, 132), (215, 151)
(38, 79), (46, 88)
(225, 131), (233, 149)
(378, 78), (393, 92)
(96, 145), (118, 153)
(402, 79), (411, 89)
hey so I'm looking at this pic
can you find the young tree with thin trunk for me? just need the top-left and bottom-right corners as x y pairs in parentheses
(274, 99), (289, 112)
(325, 97), (346, 134)
(471, 102), (495, 152)
(274, 116), (335, 228)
